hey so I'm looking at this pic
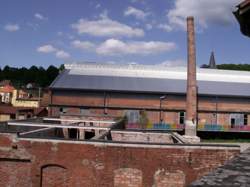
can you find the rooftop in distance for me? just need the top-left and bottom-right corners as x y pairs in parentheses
(50, 62), (250, 97)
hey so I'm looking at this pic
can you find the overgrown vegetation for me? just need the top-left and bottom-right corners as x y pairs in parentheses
(0, 65), (64, 88)
(1, 63), (250, 88)
(217, 64), (250, 71)
(201, 64), (250, 71)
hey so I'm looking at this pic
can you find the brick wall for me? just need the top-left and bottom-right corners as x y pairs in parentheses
(111, 131), (173, 143)
(114, 168), (142, 187)
(0, 161), (31, 187)
(51, 90), (250, 113)
(50, 90), (250, 128)
(0, 133), (239, 187)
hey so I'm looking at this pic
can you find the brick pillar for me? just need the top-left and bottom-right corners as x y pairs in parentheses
(48, 90), (53, 117)
(185, 17), (198, 138)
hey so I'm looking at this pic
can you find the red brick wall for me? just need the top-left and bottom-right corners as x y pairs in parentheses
(41, 165), (69, 187)
(51, 91), (250, 113)
(0, 133), (239, 187)
(50, 91), (250, 126)
(0, 161), (31, 187)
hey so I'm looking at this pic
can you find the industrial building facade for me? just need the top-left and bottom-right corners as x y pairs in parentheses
(49, 63), (250, 132)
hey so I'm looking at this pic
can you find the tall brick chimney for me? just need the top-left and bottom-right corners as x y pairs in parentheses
(184, 17), (199, 140)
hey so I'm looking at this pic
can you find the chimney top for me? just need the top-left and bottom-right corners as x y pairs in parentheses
(187, 16), (194, 21)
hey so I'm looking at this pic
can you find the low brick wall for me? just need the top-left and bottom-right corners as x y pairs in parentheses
(111, 131), (173, 143)
(0, 133), (239, 187)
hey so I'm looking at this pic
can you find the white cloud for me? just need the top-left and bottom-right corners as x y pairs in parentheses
(27, 22), (39, 30)
(145, 23), (153, 30)
(37, 44), (70, 59)
(56, 50), (70, 59)
(167, 0), (241, 30)
(57, 31), (63, 36)
(157, 24), (173, 32)
(34, 13), (47, 20)
(95, 3), (101, 9)
(96, 38), (176, 56)
(37, 45), (57, 53)
(71, 40), (95, 51)
(4, 24), (20, 32)
(124, 6), (148, 20)
(160, 59), (186, 67)
(99, 10), (109, 19)
(71, 17), (144, 38)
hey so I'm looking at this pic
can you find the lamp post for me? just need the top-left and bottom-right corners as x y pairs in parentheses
(159, 95), (166, 123)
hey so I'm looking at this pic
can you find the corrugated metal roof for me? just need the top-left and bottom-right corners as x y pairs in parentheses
(50, 63), (250, 97)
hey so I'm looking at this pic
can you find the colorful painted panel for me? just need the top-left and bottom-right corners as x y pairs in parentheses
(197, 124), (250, 132)
(126, 122), (184, 130)
(126, 122), (250, 132)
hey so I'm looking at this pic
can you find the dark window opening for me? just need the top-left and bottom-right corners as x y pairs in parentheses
(179, 112), (185, 124)
(85, 130), (95, 139)
(10, 114), (16, 119)
(244, 114), (248, 126)
(231, 118), (235, 128)
(59, 107), (67, 114)
(69, 129), (78, 139)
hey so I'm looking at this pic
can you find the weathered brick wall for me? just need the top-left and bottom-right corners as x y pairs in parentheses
(114, 168), (142, 187)
(41, 165), (69, 187)
(111, 131), (173, 143)
(154, 169), (185, 187)
(0, 133), (239, 187)
(51, 90), (250, 113)
(0, 161), (31, 187)
(50, 91), (250, 127)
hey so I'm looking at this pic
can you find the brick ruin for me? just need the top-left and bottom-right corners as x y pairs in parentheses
(0, 15), (245, 187)
(0, 132), (239, 187)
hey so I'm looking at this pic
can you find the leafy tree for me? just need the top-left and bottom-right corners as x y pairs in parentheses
(217, 64), (250, 71)
(59, 64), (65, 72)
(0, 65), (61, 88)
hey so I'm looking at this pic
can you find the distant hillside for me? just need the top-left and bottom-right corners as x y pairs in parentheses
(0, 65), (64, 88)
(217, 64), (250, 71)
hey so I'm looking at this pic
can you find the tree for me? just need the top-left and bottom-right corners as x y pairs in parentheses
(46, 65), (59, 86)
(0, 65), (60, 88)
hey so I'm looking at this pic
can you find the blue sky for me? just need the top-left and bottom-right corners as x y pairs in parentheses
(0, 0), (249, 68)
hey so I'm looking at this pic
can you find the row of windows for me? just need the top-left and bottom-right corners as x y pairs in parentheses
(58, 107), (248, 126)
(179, 112), (248, 126)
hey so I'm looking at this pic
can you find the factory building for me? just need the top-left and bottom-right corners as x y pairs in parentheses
(49, 62), (250, 133)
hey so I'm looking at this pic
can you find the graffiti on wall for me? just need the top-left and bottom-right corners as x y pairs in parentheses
(125, 110), (250, 132)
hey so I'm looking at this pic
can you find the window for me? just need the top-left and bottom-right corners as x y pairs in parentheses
(211, 113), (218, 125)
(80, 108), (89, 115)
(231, 118), (236, 128)
(59, 107), (67, 114)
(126, 110), (140, 124)
(244, 114), (248, 126)
(230, 113), (245, 128)
(179, 112), (185, 124)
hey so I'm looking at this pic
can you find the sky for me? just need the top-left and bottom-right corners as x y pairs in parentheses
(0, 0), (249, 68)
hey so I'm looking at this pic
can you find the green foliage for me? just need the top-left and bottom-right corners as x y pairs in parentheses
(217, 64), (250, 71)
(0, 65), (62, 88)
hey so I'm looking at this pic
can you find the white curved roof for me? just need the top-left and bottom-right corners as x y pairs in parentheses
(50, 63), (250, 97)
(65, 63), (250, 84)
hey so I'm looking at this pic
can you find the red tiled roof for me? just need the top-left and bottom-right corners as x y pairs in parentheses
(0, 85), (15, 93)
